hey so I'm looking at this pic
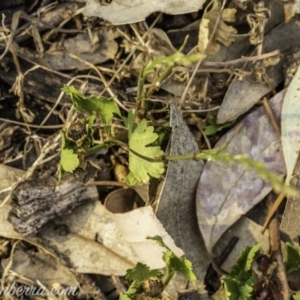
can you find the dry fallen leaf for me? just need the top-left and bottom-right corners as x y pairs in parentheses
(196, 90), (286, 252)
(30, 28), (118, 70)
(198, 1), (237, 55)
(217, 17), (300, 124)
(83, 0), (206, 25)
(2, 249), (80, 288)
(0, 164), (182, 275)
(156, 104), (209, 297)
(282, 0), (300, 22)
(281, 152), (300, 234)
(280, 65), (300, 233)
(281, 65), (300, 184)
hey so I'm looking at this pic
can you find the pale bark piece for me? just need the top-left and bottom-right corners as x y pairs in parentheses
(197, 90), (286, 252)
(156, 104), (209, 289)
(8, 177), (99, 236)
(0, 164), (181, 275)
(281, 151), (300, 233)
(83, 0), (205, 25)
(217, 17), (300, 124)
(281, 65), (300, 183)
(38, 202), (184, 274)
(111, 206), (184, 269)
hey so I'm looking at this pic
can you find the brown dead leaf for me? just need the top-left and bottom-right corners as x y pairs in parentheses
(198, 1), (237, 55)
(83, 0), (206, 25)
(2, 249), (80, 288)
(34, 28), (118, 70)
(0, 165), (182, 275)
(283, 0), (300, 22)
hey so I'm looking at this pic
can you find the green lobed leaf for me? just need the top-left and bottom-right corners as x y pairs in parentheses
(223, 277), (240, 300)
(147, 236), (196, 283)
(147, 235), (169, 250)
(239, 284), (253, 300)
(293, 291), (300, 300)
(59, 131), (79, 173)
(62, 85), (120, 125)
(123, 110), (136, 139)
(125, 262), (162, 282)
(127, 119), (165, 185)
(230, 244), (261, 281)
(245, 243), (261, 272)
(223, 277), (253, 300)
(285, 242), (300, 273)
(119, 293), (132, 300)
(120, 280), (143, 299)
(162, 250), (196, 282)
(60, 148), (80, 172)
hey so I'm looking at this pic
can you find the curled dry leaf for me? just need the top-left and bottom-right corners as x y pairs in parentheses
(196, 90), (286, 252)
(198, 1), (237, 55)
(83, 0), (206, 25)
(104, 188), (138, 213)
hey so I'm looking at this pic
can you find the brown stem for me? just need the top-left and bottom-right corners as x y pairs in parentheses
(268, 195), (291, 300)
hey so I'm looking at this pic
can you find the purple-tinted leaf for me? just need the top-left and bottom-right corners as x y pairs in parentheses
(196, 90), (287, 252)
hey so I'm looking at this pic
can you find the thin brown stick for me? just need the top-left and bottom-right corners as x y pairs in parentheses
(201, 50), (280, 67)
(262, 97), (281, 137)
(262, 192), (285, 233)
(268, 195), (290, 300)
(86, 181), (128, 188)
(0, 117), (63, 129)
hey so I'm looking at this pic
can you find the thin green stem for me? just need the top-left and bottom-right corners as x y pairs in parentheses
(83, 142), (110, 155)
(163, 271), (174, 287)
(137, 69), (145, 104)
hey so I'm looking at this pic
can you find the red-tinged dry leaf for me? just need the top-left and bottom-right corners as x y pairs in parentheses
(196, 90), (287, 252)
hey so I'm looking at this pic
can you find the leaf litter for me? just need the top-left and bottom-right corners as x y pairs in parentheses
(1, 1), (300, 299)
(196, 90), (286, 252)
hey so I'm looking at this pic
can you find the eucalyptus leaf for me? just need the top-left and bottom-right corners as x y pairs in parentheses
(156, 105), (209, 296)
(281, 65), (300, 183)
(197, 90), (286, 252)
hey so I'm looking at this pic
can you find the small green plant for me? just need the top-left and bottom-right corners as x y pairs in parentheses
(222, 244), (261, 299)
(120, 236), (196, 299)
(220, 242), (300, 299)
(59, 83), (293, 194)
(284, 242), (300, 273)
(294, 292), (300, 300)
(58, 50), (294, 196)
(204, 115), (234, 136)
